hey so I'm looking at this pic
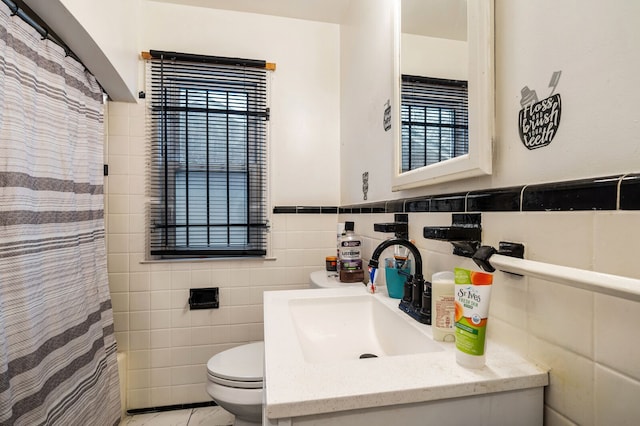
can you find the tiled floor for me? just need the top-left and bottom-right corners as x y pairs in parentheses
(119, 406), (234, 426)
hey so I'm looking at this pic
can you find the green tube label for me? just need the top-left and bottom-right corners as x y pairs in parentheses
(454, 268), (493, 356)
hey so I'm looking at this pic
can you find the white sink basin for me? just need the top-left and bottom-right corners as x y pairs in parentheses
(264, 287), (548, 422)
(289, 295), (443, 363)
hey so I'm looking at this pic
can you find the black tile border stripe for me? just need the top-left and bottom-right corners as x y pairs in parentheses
(522, 176), (618, 211)
(272, 173), (640, 214)
(468, 187), (522, 212)
(430, 194), (466, 212)
(126, 401), (217, 416)
(273, 206), (338, 214)
(620, 174), (640, 210)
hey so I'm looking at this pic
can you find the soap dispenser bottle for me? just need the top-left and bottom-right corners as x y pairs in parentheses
(338, 221), (364, 283)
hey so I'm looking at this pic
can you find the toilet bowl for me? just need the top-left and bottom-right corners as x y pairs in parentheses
(206, 341), (264, 426)
(206, 271), (346, 424)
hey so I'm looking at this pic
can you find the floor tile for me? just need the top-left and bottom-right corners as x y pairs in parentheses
(119, 408), (191, 426)
(119, 406), (235, 426)
(188, 406), (234, 425)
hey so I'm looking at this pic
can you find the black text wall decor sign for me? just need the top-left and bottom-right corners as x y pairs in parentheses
(518, 71), (562, 150)
(362, 171), (369, 201)
(383, 100), (391, 132)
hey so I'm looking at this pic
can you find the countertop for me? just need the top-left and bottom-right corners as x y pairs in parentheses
(263, 286), (548, 420)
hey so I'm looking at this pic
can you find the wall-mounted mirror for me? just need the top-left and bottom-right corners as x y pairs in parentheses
(392, 0), (494, 191)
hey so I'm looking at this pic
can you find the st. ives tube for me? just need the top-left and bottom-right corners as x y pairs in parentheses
(454, 268), (494, 368)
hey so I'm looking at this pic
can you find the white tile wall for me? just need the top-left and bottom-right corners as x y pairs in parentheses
(527, 277), (594, 357)
(594, 294), (640, 381)
(544, 407), (576, 426)
(352, 210), (640, 426)
(107, 101), (640, 424)
(594, 365), (640, 426)
(107, 99), (333, 409)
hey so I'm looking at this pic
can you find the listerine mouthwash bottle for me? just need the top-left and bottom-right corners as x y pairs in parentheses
(338, 221), (364, 283)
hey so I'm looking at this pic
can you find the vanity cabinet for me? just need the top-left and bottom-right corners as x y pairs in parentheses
(265, 388), (543, 426)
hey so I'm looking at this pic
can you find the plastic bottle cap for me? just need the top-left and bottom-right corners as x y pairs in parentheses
(432, 271), (455, 282)
(470, 271), (493, 285)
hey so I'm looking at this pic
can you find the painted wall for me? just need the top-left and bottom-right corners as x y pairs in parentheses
(140, 2), (341, 207)
(24, 0), (139, 101)
(492, 0), (640, 188)
(342, 0), (640, 204)
(105, 2), (341, 409)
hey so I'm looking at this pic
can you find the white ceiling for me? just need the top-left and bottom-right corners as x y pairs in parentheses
(147, 0), (352, 25)
(148, 0), (467, 40)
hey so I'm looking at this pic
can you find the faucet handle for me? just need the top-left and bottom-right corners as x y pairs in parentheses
(373, 213), (409, 239)
(401, 274), (413, 303)
(423, 213), (482, 258)
(411, 277), (424, 310)
(373, 222), (408, 239)
(420, 281), (432, 324)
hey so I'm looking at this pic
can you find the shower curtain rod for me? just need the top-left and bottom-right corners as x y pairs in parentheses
(2, 0), (82, 65)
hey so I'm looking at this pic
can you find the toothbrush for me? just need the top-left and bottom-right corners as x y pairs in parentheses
(394, 242), (411, 269)
(368, 266), (378, 294)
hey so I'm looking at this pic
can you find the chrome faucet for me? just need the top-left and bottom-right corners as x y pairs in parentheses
(368, 238), (431, 324)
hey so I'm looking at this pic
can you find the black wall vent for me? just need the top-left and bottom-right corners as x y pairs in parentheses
(188, 287), (219, 310)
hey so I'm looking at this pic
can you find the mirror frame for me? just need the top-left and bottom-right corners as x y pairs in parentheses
(392, 0), (494, 191)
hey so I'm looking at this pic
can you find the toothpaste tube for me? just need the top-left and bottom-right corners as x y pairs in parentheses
(454, 267), (493, 369)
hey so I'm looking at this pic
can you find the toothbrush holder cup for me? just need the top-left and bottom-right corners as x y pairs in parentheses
(384, 258), (412, 299)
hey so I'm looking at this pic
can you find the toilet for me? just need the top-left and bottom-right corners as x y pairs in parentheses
(206, 270), (355, 424)
(206, 341), (264, 426)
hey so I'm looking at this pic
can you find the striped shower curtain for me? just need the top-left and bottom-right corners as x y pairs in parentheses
(0, 3), (120, 425)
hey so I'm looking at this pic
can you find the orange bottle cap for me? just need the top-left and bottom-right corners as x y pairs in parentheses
(470, 271), (493, 285)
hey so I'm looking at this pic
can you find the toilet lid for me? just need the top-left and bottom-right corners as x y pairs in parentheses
(207, 342), (264, 383)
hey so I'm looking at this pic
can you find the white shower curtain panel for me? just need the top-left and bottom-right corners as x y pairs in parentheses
(0, 3), (120, 425)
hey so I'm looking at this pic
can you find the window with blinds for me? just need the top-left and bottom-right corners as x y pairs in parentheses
(401, 75), (468, 173)
(146, 51), (269, 257)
